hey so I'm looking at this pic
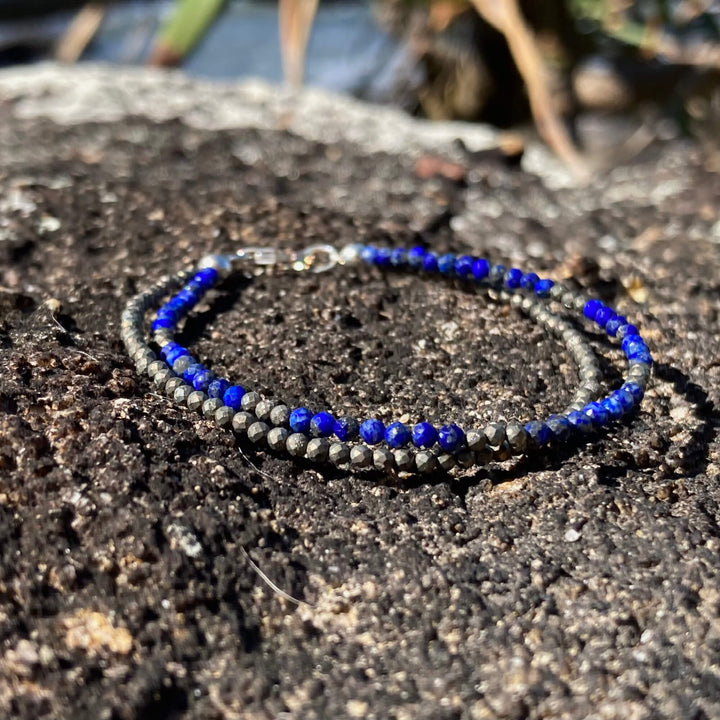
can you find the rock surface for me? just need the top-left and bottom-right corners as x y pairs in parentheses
(0, 65), (719, 720)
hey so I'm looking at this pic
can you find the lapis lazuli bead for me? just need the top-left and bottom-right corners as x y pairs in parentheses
(165, 344), (190, 365)
(192, 267), (219, 288)
(422, 253), (439, 273)
(534, 279), (554, 297)
(438, 254), (456, 275)
(375, 248), (392, 266)
(546, 415), (571, 440)
(208, 378), (230, 399)
(520, 272), (539, 290)
(438, 423), (465, 452)
(223, 385), (246, 410)
(504, 268), (523, 289)
(623, 382), (644, 403)
(151, 316), (175, 332)
(628, 350), (653, 365)
(583, 401), (609, 427)
(333, 416), (359, 441)
(525, 420), (550, 446)
(613, 388), (635, 413)
(310, 412), (335, 437)
(160, 342), (181, 361)
(385, 422), (411, 448)
(192, 368), (214, 392)
(361, 246), (378, 264)
(390, 248), (406, 267)
(412, 422), (438, 448)
(472, 258), (490, 281)
(604, 315), (626, 337)
(583, 299), (603, 321)
(289, 407), (313, 434)
(621, 336), (647, 356)
(407, 246), (426, 268)
(454, 255), (474, 277)
(616, 323), (638, 339)
(567, 410), (592, 433)
(601, 396), (624, 420)
(360, 418), (385, 445)
(183, 363), (204, 383)
(594, 305), (614, 328)
(156, 306), (179, 322)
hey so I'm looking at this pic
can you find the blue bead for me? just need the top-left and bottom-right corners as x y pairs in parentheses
(375, 248), (392, 267)
(601, 396), (624, 420)
(613, 389), (635, 413)
(183, 363), (204, 383)
(160, 342), (180, 361)
(164, 344), (190, 365)
(594, 305), (614, 328)
(504, 268), (523, 289)
(360, 418), (385, 445)
(223, 385), (246, 410)
(438, 254), (456, 275)
(567, 410), (592, 433)
(471, 258), (490, 280)
(546, 414), (571, 440)
(438, 423), (465, 452)
(520, 272), (539, 290)
(488, 264), (506, 284)
(454, 255), (474, 277)
(604, 315), (626, 337)
(583, 299), (603, 321)
(621, 336), (647, 355)
(385, 422), (411, 448)
(525, 420), (550, 446)
(622, 382), (644, 403)
(390, 248), (406, 267)
(310, 412), (335, 437)
(192, 267), (219, 288)
(186, 280), (206, 295)
(156, 306), (179, 322)
(617, 323), (638, 339)
(628, 350), (653, 365)
(151, 316), (175, 331)
(421, 253), (438, 273)
(289, 407), (313, 434)
(192, 369), (214, 392)
(333, 416), (359, 441)
(412, 422), (438, 448)
(534, 279), (554, 297)
(208, 378), (230, 399)
(583, 401), (609, 427)
(361, 246), (378, 264)
(407, 246), (426, 268)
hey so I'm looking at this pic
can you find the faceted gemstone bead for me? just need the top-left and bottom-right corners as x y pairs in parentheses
(438, 423), (465, 452)
(390, 248), (406, 267)
(604, 315), (626, 337)
(454, 255), (474, 277)
(613, 388), (636, 413)
(525, 420), (550, 446)
(310, 411), (335, 437)
(182, 363), (204, 383)
(601, 396), (624, 420)
(361, 246), (378, 264)
(583, 299), (603, 321)
(488, 264), (506, 284)
(546, 415), (571, 440)
(422, 253), (439, 272)
(151, 316), (175, 332)
(289, 407), (313, 434)
(375, 248), (392, 266)
(628, 350), (653, 365)
(412, 422), (438, 448)
(192, 369), (214, 392)
(407, 246), (426, 268)
(621, 336), (648, 356)
(333, 416), (359, 441)
(583, 401), (609, 427)
(504, 268), (523, 289)
(616, 323), (638, 339)
(622, 382), (644, 403)
(471, 258), (490, 281)
(192, 267), (219, 288)
(534, 279), (554, 297)
(207, 378), (230, 399)
(438, 254), (456, 275)
(359, 418), (385, 445)
(567, 410), (592, 433)
(385, 422), (411, 448)
(520, 272), (539, 290)
(222, 385), (246, 410)
(594, 305), (614, 328)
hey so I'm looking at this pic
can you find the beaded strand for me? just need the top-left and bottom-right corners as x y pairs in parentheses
(121, 244), (652, 474)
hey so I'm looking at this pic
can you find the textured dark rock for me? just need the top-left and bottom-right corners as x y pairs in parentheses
(0, 68), (719, 720)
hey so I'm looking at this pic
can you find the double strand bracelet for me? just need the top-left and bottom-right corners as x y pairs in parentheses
(121, 244), (653, 474)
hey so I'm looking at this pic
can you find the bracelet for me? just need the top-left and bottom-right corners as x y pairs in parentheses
(121, 244), (652, 474)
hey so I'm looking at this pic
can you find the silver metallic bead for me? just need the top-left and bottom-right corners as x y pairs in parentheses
(350, 444), (373, 467)
(165, 377), (185, 396)
(153, 368), (174, 387)
(373, 448), (394, 472)
(436, 453), (456, 471)
(466, 430), (487, 452)
(329, 442), (350, 465)
(456, 450), (475, 468)
(215, 406), (235, 428)
(173, 356), (193, 374)
(232, 412), (256, 433)
(393, 448), (414, 471)
(147, 360), (166, 378)
(306, 438), (330, 462)
(267, 427), (289, 451)
(202, 398), (224, 418)
(415, 451), (437, 473)
(254, 398), (275, 422)
(287, 433), (308, 457)
(484, 422), (506, 447)
(241, 391), (261, 413)
(505, 422), (528, 453)
(174, 385), (192, 405)
(198, 253), (232, 279)
(248, 422), (269, 444)
(187, 391), (207, 412)
(269, 404), (290, 427)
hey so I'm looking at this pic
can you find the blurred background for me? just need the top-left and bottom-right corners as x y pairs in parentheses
(1, 1), (719, 171)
